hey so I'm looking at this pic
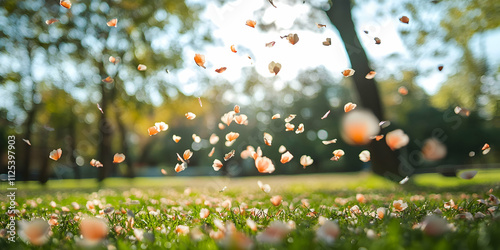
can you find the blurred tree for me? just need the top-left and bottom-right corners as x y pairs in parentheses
(0, 0), (211, 181)
(396, 0), (500, 118)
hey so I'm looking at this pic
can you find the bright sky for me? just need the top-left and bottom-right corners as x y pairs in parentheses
(176, 0), (409, 97)
(177, 0), (500, 97)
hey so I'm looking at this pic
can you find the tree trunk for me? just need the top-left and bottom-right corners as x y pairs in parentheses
(98, 61), (114, 182)
(114, 107), (134, 178)
(38, 129), (50, 185)
(21, 106), (35, 181)
(21, 45), (37, 182)
(69, 116), (80, 179)
(326, 0), (402, 180)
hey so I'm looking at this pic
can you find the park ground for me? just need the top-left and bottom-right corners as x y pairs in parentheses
(1, 170), (500, 249)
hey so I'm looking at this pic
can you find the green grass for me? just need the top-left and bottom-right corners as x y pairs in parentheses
(1, 172), (500, 249)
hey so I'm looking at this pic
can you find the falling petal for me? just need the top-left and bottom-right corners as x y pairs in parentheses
(316, 23), (326, 28)
(322, 139), (337, 145)
(322, 38), (331, 46)
(342, 69), (355, 77)
(183, 149), (193, 161)
(344, 102), (357, 112)
(155, 122), (168, 131)
(80, 217), (108, 242)
(176, 153), (185, 163)
(263, 132), (273, 146)
(379, 121), (391, 128)
(321, 110), (331, 119)
(137, 64), (147, 71)
(210, 134), (219, 145)
(224, 150), (235, 161)
(287, 33), (299, 45)
(386, 129), (409, 150)
(398, 86), (408, 95)
(107, 18), (118, 27)
(97, 103), (103, 114)
(399, 176), (409, 184)
(230, 45), (237, 53)
(60, 0), (71, 9)
(421, 138), (447, 161)
(194, 54), (206, 69)
(265, 41), (276, 48)
(102, 76), (114, 83)
(109, 56), (120, 64)
(374, 37), (381, 44)
(90, 159), (103, 168)
(285, 123), (295, 131)
(454, 106), (470, 117)
(18, 219), (51, 246)
(359, 150), (370, 162)
(198, 97), (203, 107)
(280, 151), (294, 164)
(23, 139), (31, 146)
(300, 155), (313, 168)
(172, 135), (181, 143)
(215, 67), (227, 73)
(49, 148), (62, 161)
(212, 159), (223, 171)
(234, 114), (248, 125)
(45, 18), (59, 25)
(365, 71), (377, 79)
(295, 123), (304, 134)
(371, 135), (384, 141)
(278, 145), (287, 153)
(341, 110), (380, 145)
(482, 143), (490, 155)
(113, 153), (126, 164)
(225, 132), (240, 142)
(241, 146), (255, 159)
(148, 126), (159, 136)
(399, 16), (410, 24)
(208, 147), (215, 157)
(246, 20), (256, 28)
(175, 162), (187, 173)
(272, 114), (281, 119)
(161, 169), (167, 175)
(221, 112), (234, 126)
(284, 114), (296, 123)
(185, 112), (196, 120)
(331, 149), (345, 161)
(255, 156), (275, 173)
(268, 61), (282, 75)
(192, 134), (201, 143)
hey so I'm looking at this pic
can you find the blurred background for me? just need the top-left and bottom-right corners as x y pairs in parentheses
(0, 0), (499, 184)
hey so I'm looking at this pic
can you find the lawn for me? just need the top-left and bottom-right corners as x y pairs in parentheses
(1, 171), (500, 249)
